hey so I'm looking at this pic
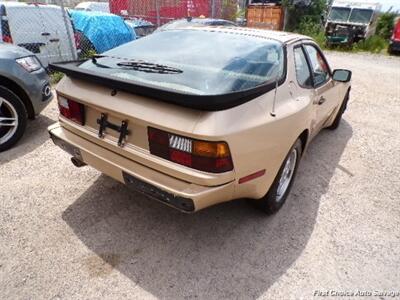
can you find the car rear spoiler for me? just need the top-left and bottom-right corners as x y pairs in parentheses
(49, 60), (284, 111)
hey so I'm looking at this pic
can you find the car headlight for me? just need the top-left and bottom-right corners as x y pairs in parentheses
(16, 56), (42, 72)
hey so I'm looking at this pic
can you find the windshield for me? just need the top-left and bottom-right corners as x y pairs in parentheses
(79, 30), (284, 95)
(349, 9), (373, 24)
(328, 7), (351, 22)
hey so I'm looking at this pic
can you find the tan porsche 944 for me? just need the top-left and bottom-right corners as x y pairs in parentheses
(48, 27), (351, 214)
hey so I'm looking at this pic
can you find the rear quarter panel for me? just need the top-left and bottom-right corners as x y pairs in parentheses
(192, 83), (312, 200)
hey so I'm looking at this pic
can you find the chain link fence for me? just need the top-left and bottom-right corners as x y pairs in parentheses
(111, 0), (238, 26)
(0, 1), (77, 66)
(1, 0), (282, 68)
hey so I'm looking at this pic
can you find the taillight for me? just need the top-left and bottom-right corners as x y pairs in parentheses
(74, 33), (81, 49)
(58, 96), (85, 125)
(2, 35), (13, 43)
(148, 127), (233, 173)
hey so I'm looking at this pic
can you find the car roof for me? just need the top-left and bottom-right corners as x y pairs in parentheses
(174, 17), (235, 24)
(331, 0), (381, 10)
(75, 2), (109, 8)
(178, 26), (312, 44)
(157, 18), (236, 31)
(0, 1), (60, 9)
(76, 1), (106, 5)
(69, 9), (120, 21)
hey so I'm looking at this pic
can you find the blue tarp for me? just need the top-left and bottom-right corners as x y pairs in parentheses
(70, 10), (135, 53)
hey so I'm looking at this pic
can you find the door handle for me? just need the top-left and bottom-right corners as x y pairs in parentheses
(317, 96), (326, 105)
(49, 38), (60, 43)
(41, 32), (50, 36)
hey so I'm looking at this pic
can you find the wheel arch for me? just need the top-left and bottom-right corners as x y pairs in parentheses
(0, 75), (35, 119)
(298, 128), (309, 154)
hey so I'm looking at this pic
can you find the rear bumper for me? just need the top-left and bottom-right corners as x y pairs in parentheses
(48, 123), (235, 212)
(326, 35), (350, 44)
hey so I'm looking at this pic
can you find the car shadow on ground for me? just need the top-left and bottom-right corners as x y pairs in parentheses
(62, 120), (353, 299)
(0, 115), (55, 166)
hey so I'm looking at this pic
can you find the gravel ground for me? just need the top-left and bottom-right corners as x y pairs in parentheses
(1, 51), (400, 300)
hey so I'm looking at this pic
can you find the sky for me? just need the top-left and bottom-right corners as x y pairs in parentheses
(376, 0), (400, 12)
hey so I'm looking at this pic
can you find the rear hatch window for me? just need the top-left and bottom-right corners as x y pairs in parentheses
(51, 29), (286, 110)
(80, 30), (284, 95)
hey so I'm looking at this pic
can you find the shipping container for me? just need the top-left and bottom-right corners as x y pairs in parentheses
(110, 0), (221, 25)
(246, 5), (284, 31)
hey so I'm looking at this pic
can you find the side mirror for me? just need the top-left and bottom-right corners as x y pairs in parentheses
(333, 69), (352, 82)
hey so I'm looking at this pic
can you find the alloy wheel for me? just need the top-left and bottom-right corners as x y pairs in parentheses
(276, 148), (298, 202)
(0, 97), (19, 145)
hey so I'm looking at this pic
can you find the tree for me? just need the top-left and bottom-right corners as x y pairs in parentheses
(283, 0), (327, 34)
(376, 12), (398, 40)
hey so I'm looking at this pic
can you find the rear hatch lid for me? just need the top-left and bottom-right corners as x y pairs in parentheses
(50, 27), (286, 111)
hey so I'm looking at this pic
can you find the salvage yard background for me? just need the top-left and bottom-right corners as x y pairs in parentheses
(2, 0), (399, 72)
(0, 51), (399, 299)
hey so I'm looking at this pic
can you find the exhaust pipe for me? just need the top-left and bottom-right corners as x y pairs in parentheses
(71, 157), (86, 168)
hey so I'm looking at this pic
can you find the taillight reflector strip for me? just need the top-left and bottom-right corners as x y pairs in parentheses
(148, 127), (233, 173)
(238, 170), (266, 184)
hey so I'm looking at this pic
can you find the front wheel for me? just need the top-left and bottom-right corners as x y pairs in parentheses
(253, 139), (302, 214)
(0, 86), (27, 152)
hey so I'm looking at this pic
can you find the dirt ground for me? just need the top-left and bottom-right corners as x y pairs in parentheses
(1, 51), (399, 300)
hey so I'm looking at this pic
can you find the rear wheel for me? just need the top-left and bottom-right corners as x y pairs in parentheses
(0, 86), (27, 152)
(253, 139), (302, 214)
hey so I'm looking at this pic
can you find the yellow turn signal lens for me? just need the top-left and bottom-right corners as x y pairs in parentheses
(193, 141), (231, 158)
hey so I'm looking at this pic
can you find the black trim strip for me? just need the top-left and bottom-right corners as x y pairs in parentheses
(123, 172), (195, 212)
(50, 132), (82, 161)
(49, 49), (287, 111)
(293, 45), (314, 89)
(301, 42), (333, 89)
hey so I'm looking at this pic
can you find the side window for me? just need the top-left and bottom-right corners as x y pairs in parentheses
(304, 45), (330, 86)
(294, 46), (313, 88)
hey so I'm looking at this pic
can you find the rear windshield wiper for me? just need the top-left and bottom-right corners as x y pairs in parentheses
(116, 61), (183, 74)
(90, 55), (183, 74)
(91, 55), (111, 69)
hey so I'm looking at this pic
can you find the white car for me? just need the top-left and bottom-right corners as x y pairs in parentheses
(75, 2), (110, 13)
(0, 2), (77, 67)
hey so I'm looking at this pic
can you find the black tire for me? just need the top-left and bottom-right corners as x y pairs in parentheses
(0, 86), (28, 152)
(388, 45), (396, 56)
(327, 89), (350, 130)
(253, 139), (302, 214)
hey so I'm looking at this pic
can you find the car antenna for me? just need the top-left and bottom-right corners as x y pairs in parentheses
(270, 62), (280, 117)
